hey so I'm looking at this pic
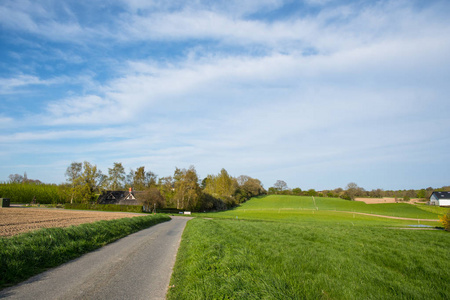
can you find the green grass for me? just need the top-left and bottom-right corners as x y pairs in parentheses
(415, 203), (450, 215)
(168, 196), (449, 299)
(64, 203), (144, 213)
(228, 195), (441, 219)
(0, 214), (170, 289)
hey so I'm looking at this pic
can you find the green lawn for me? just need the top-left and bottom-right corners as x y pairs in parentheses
(168, 196), (449, 299)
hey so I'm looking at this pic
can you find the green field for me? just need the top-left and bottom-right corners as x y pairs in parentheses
(168, 195), (449, 299)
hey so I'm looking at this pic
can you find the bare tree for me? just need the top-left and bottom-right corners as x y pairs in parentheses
(273, 180), (288, 192)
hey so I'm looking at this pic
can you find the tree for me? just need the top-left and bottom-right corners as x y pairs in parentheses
(133, 166), (146, 190)
(292, 187), (302, 195)
(65, 162), (82, 204)
(345, 182), (359, 200)
(307, 189), (317, 196)
(417, 189), (427, 199)
(203, 168), (238, 207)
(65, 161), (103, 204)
(236, 177), (265, 203)
(158, 176), (175, 207)
(145, 170), (158, 188)
(173, 166), (202, 210)
(141, 187), (165, 212)
(8, 173), (24, 183)
(273, 180), (288, 193)
(79, 161), (103, 203)
(131, 166), (157, 190)
(108, 162), (125, 190)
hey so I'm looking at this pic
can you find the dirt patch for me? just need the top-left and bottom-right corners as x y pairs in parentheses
(0, 207), (146, 237)
(355, 197), (424, 204)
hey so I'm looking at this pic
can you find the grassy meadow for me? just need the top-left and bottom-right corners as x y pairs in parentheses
(168, 195), (449, 299)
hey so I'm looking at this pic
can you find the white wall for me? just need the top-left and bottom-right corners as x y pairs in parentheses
(439, 199), (450, 206)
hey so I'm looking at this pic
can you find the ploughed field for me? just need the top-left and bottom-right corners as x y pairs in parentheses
(0, 208), (145, 237)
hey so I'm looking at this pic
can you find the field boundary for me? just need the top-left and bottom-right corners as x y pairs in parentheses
(337, 210), (437, 221)
(236, 208), (438, 221)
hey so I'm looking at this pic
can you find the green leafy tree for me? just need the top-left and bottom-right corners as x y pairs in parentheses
(131, 166), (158, 190)
(158, 176), (175, 207)
(133, 166), (146, 190)
(292, 188), (302, 195)
(65, 162), (82, 204)
(108, 162), (125, 190)
(65, 161), (103, 204)
(173, 166), (202, 210)
(307, 189), (317, 196)
(204, 169), (238, 207)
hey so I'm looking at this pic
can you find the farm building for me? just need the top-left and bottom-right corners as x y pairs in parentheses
(97, 188), (144, 206)
(429, 191), (450, 206)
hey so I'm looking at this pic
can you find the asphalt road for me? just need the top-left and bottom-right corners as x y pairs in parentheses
(0, 216), (192, 300)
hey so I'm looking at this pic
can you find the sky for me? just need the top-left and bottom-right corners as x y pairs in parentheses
(1, 0), (449, 191)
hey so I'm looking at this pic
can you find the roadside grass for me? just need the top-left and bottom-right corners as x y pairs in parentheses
(168, 196), (448, 299)
(168, 218), (449, 300)
(0, 214), (170, 289)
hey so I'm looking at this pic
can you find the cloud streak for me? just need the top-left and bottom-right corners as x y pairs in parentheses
(1, 0), (449, 189)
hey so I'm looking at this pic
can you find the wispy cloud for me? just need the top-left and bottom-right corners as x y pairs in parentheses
(1, 0), (449, 189)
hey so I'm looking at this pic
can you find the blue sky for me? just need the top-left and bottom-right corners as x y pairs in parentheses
(1, 0), (449, 191)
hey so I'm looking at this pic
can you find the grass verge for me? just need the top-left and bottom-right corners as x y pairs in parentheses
(0, 214), (170, 289)
(64, 203), (144, 213)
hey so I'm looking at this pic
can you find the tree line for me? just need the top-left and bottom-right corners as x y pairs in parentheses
(3, 166), (447, 207)
(62, 162), (266, 211)
(268, 180), (448, 201)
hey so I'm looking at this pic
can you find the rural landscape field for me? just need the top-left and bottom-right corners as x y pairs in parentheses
(168, 195), (449, 299)
(0, 208), (146, 237)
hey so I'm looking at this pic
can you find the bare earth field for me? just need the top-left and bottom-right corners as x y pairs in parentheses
(0, 208), (145, 237)
(355, 197), (423, 204)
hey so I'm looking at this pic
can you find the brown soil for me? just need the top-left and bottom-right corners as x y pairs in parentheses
(355, 197), (424, 204)
(0, 207), (146, 237)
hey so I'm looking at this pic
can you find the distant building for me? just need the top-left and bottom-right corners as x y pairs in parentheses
(97, 188), (144, 206)
(429, 191), (450, 206)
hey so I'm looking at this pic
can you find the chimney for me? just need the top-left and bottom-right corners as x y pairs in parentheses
(129, 187), (132, 193)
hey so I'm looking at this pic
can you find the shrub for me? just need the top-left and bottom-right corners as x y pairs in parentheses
(440, 212), (450, 231)
(64, 203), (143, 213)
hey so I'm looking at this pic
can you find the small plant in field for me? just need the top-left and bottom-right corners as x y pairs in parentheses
(439, 212), (450, 231)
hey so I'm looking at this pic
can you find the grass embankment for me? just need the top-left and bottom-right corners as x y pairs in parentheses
(168, 196), (449, 299)
(64, 203), (144, 213)
(0, 214), (170, 289)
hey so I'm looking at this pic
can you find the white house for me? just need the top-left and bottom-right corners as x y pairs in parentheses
(429, 191), (450, 206)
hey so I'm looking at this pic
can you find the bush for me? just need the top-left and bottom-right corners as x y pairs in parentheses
(440, 212), (450, 231)
(0, 182), (67, 204)
(64, 203), (143, 213)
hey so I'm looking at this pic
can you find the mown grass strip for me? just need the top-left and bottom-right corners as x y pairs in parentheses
(64, 203), (144, 213)
(0, 214), (170, 289)
(168, 218), (449, 300)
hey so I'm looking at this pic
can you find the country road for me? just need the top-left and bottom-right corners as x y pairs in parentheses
(0, 216), (192, 300)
